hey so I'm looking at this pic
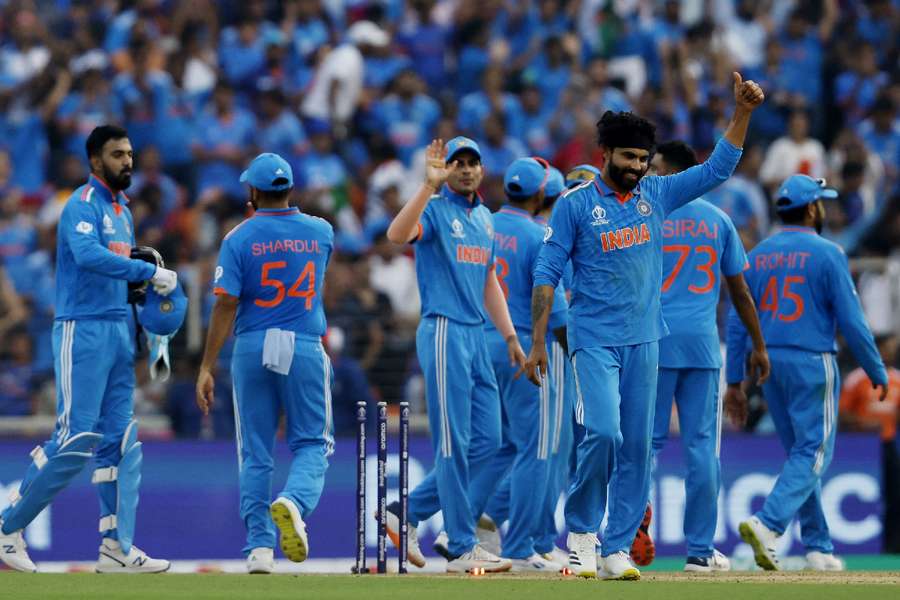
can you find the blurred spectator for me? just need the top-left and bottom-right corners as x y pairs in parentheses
(255, 87), (309, 174)
(368, 229), (420, 327)
(326, 326), (376, 436)
(370, 69), (440, 165)
(0, 325), (37, 416)
(834, 42), (888, 129)
(777, 5), (837, 125)
(840, 334), (900, 553)
(478, 112), (527, 181)
(706, 144), (768, 244)
(298, 119), (349, 217)
(458, 65), (524, 141)
(397, 0), (449, 93)
(759, 109), (827, 192)
(720, 0), (770, 71)
(301, 20), (389, 133)
(191, 81), (256, 208)
(857, 96), (900, 193)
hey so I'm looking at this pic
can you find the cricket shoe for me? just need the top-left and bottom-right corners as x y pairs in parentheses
(684, 549), (731, 572)
(95, 539), (170, 573)
(806, 551), (845, 571)
(476, 514), (501, 556)
(0, 520), (37, 572)
(739, 516), (780, 571)
(433, 531), (451, 560)
(566, 532), (598, 578)
(601, 550), (640, 580)
(510, 553), (562, 573)
(271, 497), (308, 563)
(629, 503), (655, 566)
(247, 547), (275, 574)
(446, 544), (511, 573)
(384, 501), (426, 568)
(540, 545), (570, 567)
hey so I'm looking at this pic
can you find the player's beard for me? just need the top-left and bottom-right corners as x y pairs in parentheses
(102, 162), (132, 191)
(607, 160), (645, 192)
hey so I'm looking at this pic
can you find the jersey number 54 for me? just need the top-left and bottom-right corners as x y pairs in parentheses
(255, 260), (316, 310)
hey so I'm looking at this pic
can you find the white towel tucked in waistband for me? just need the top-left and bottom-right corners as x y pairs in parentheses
(262, 328), (295, 375)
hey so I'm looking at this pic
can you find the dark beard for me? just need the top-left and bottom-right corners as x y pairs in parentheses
(607, 161), (644, 191)
(102, 164), (131, 191)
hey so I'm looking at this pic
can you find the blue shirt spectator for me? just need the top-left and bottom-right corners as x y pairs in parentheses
(371, 70), (440, 165)
(397, 7), (449, 92)
(458, 66), (525, 139)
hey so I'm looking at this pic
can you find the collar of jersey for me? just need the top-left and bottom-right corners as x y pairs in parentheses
(441, 184), (481, 208)
(498, 205), (534, 220)
(88, 174), (129, 205)
(254, 207), (300, 216)
(593, 176), (640, 203)
(781, 225), (817, 234)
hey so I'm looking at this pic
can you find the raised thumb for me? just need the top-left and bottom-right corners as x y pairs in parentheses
(733, 71), (743, 87)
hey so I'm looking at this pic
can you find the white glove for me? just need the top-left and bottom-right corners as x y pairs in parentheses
(150, 266), (178, 296)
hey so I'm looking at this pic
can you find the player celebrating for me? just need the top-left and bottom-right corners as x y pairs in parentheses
(727, 174), (888, 572)
(638, 141), (769, 572)
(526, 73), (764, 580)
(0, 125), (176, 573)
(196, 153), (335, 574)
(384, 137), (525, 573)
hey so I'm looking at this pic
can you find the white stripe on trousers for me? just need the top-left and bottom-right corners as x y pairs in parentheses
(436, 318), (452, 457)
(322, 349), (335, 456)
(57, 321), (75, 444)
(715, 375), (723, 458)
(232, 383), (243, 472)
(538, 370), (549, 460)
(551, 343), (565, 454)
(572, 353), (585, 426)
(814, 354), (835, 475)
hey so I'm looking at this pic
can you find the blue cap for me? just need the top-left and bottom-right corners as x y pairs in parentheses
(240, 153), (294, 192)
(774, 174), (838, 212)
(545, 167), (565, 198)
(565, 164), (601, 188)
(504, 157), (547, 198)
(445, 136), (481, 162)
(139, 283), (187, 336)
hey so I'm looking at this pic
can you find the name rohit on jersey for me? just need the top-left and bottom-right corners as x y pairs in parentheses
(252, 239), (323, 256)
(663, 219), (719, 239)
(600, 223), (651, 252)
(754, 251), (811, 271)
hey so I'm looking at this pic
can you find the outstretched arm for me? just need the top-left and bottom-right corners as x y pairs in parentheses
(387, 139), (456, 244)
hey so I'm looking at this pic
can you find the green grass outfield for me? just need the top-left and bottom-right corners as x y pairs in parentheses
(5, 571), (900, 600)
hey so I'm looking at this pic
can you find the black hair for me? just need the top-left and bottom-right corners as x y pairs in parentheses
(595, 111), (656, 153)
(778, 203), (812, 225)
(656, 140), (698, 172)
(86, 125), (128, 159)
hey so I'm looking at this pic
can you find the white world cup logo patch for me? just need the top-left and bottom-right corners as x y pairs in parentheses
(591, 205), (609, 226)
(214, 266), (224, 283)
(451, 218), (465, 238)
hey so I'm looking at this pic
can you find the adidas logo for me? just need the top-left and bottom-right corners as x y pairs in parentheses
(511, 174), (520, 181)
(275, 168), (285, 175)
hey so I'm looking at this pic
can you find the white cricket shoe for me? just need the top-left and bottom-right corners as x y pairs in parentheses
(446, 544), (512, 573)
(95, 538), (170, 573)
(476, 514), (501, 556)
(0, 521), (37, 572)
(271, 497), (308, 563)
(566, 532), (598, 578)
(509, 553), (562, 573)
(384, 501), (425, 568)
(432, 530), (451, 560)
(540, 546), (570, 568)
(247, 547), (275, 574)
(806, 551), (845, 571)
(601, 550), (641, 580)
(739, 516), (780, 571)
(684, 549), (731, 572)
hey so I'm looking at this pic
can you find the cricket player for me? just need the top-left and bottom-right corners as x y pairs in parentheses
(526, 73), (764, 580)
(638, 141), (769, 572)
(196, 153), (335, 574)
(384, 137), (525, 573)
(726, 174), (888, 571)
(0, 125), (176, 573)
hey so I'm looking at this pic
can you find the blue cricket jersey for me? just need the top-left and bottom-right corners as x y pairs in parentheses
(534, 139), (743, 351)
(726, 226), (887, 386)
(214, 207), (334, 337)
(55, 175), (157, 321)
(485, 205), (568, 334)
(659, 199), (748, 369)
(413, 185), (495, 325)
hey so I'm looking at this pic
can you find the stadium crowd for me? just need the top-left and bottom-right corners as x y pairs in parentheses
(0, 0), (897, 445)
